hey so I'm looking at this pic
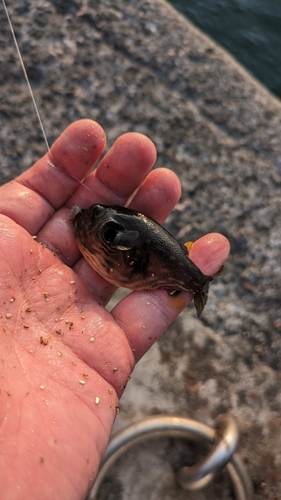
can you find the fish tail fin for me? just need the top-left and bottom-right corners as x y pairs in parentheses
(194, 281), (210, 317)
(194, 266), (224, 317)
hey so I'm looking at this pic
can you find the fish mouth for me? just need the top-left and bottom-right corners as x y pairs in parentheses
(69, 205), (82, 220)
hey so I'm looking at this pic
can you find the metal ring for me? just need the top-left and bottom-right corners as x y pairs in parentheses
(87, 414), (253, 500)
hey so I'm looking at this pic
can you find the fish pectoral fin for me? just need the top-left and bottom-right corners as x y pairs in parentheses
(101, 221), (139, 250)
(113, 229), (140, 251)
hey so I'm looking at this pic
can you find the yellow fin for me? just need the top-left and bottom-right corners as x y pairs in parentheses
(184, 241), (193, 253)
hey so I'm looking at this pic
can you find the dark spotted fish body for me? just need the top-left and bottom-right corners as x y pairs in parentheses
(73, 204), (217, 316)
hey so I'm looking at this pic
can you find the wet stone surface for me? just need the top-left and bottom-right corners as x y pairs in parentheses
(1, 0), (281, 498)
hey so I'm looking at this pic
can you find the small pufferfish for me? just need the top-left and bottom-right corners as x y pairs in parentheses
(72, 204), (221, 316)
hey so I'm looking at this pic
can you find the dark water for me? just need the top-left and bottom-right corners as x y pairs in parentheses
(168, 0), (281, 99)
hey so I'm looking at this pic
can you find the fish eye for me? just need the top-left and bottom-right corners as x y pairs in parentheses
(101, 221), (124, 245)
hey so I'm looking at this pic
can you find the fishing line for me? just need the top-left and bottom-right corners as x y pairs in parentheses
(2, 0), (50, 153)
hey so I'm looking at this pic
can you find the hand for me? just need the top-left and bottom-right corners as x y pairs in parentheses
(0, 120), (230, 500)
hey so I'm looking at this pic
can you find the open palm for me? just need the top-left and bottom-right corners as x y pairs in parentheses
(0, 120), (229, 500)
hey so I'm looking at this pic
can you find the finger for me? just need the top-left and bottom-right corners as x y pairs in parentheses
(0, 120), (106, 235)
(36, 206), (78, 265)
(111, 233), (230, 361)
(188, 232), (230, 275)
(128, 168), (181, 223)
(68, 132), (157, 207)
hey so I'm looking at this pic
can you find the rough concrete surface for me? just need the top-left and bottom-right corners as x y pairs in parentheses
(1, 0), (281, 498)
